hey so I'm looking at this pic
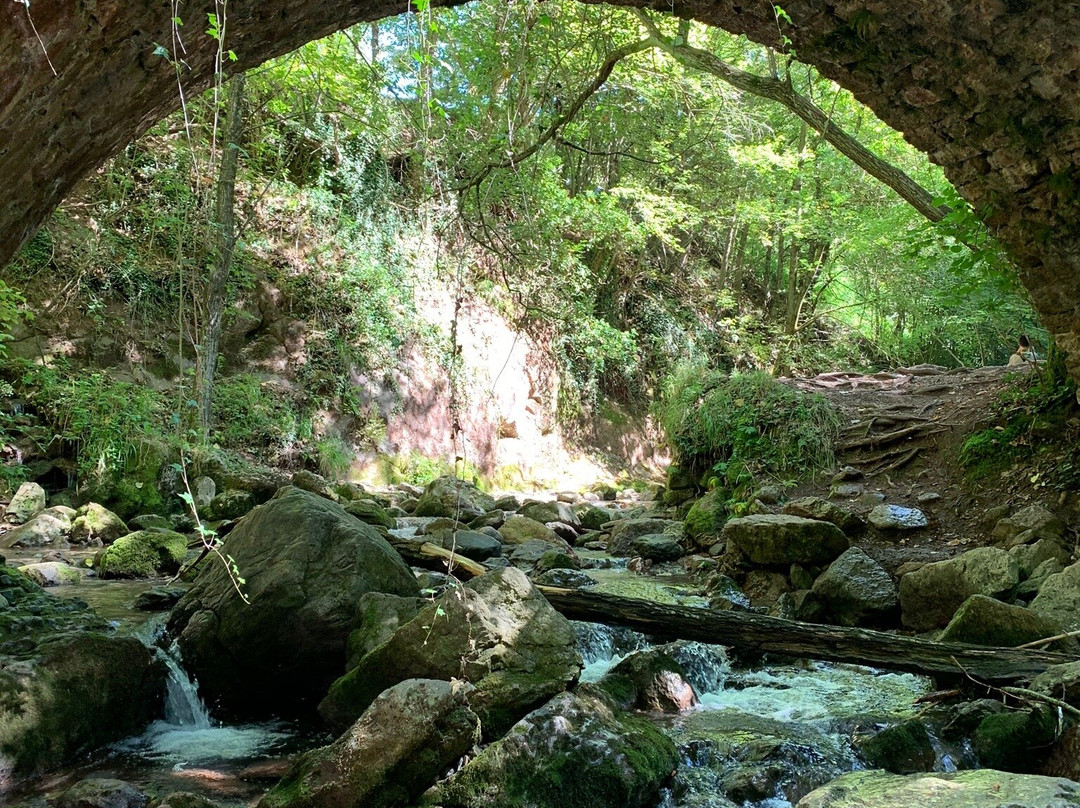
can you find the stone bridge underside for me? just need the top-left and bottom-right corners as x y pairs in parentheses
(3, 1), (1080, 375)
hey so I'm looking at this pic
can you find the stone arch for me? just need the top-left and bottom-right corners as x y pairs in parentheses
(2, 0), (1079, 373)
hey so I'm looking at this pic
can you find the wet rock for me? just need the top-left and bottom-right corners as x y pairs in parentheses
(630, 534), (684, 562)
(414, 476), (496, 520)
(742, 570), (792, 605)
(168, 487), (419, 719)
(319, 566), (580, 739)
(510, 539), (571, 568)
(69, 503), (129, 545)
(723, 515), (848, 566)
(3, 482), (46, 525)
(601, 649), (698, 713)
(782, 497), (864, 534)
(684, 490), (729, 550)
(868, 504), (928, 531)
(705, 574), (750, 610)
(940, 594), (1072, 650)
(608, 519), (681, 557)
(0, 506), (75, 548)
(1030, 562), (1080, 631)
(521, 500), (581, 530)
(499, 515), (560, 545)
(855, 720), (935, 774)
(810, 547), (898, 627)
(534, 550), (578, 574)
(533, 568), (596, 588)
(993, 504), (1065, 549)
(56, 778), (148, 808)
(134, 586), (186, 611)
(94, 529), (186, 578)
(796, 770), (1080, 807)
(431, 528), (503, 562)
(575, 503), (618, 531)
(259, 679), (478, 808)
(430, 690), (677, 808)
(973, 708), (1057, 773)
(343, 498), (396, 530)
(17, 561), (83, 587)
(899, 547), (1019, 631)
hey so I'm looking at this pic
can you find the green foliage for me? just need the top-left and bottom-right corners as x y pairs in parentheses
(211, 374), (312, 462)
(0, 280), (27, 359)
(656, 364), (840, 483)
(314, 435), (353, 479)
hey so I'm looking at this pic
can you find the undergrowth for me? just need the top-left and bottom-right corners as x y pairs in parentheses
(655, 364), (840, 487)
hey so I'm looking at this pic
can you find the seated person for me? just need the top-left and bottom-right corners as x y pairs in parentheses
(1007, 334), (1037, 365)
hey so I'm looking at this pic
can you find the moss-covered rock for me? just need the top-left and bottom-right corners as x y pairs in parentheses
(69, 503), (129, 545)
(17, 562), (83, 587)
(498, 516), (560, 546)
(855, 720), (935, 774)
(0, 507), (75, 549)
(973, 708), (1058, 773)
(94, 529), (186, 578)
(723, 515), (848, 567)
(345, 592), (421, 670)
(3, 482), (46, 525)
(414, 476), (495, 520)
(55, 778), (147, 808)
(899, 547), (1020, 631)
(600, 649), (697, 713)
(940, 594), (1073, 650)
(521, 500), (581, 529)
(684, 490), (729, 550)
(259, 679), (478, 808)
(342, 498), (397, 530)
(782, 497), (863, 534)
(1030, 562), (1080, 632)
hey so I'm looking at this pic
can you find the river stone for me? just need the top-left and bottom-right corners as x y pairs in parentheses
(319, 566), (580, 738)
(1030, 562), (1080, 631)
(1018, 557), (1068, 597)
(17, 562), (83, 587)
(469, 509), (506, 530)
(993, 504), (1065, 549)
(205, 489), (256, 521)
(94, 529), (186, 579)
(431, 528), (503, 561)
(723, 515), (848, 566)
(684, 490), (729, 550)
(782, 497), (864, 534)
(855, 720), (935, 774)
(630, 534), (684, 562)
(521, 500), (581, 530)
(575, 503), (617, 531)
(56, 778), (147, 808)
(508, 539), (570, 568)
(810, 547), (898, 627)
(343, 498), (396, 530)
(290, 469), (336, 501)
(868, 504), (928, 531)
(601, 649), (698, 713)
(940, 594), (1072, 649)
(167, 487), (419, 718)
(498, 515), (560, 545)
(134, 586), (186, 611)
(609, 519), (683, 557)
(1010, 538), (1072, 579)
(899, 547), (1020, 631)
(346, 592), (422, 669)
(69, 503), (129, 545)
(974, 708), (1058, 773)
(414, 476), (496, 520)
(533, 568), (596, 588)
(259, 679), (478, 808)
(431, 690), (678, 808)
(1031, 661), (1080, 709)
(193, 476), (216, 509)
(0, 506), (75, 549)
(796, 770), (1080, 807)
(3, 482), (46, 525)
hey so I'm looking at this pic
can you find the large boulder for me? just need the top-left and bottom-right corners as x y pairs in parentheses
(899, 547), (1020, 631)
(69, 503), (129, 545)
(575, 503), (618, 531)
(414, 476), (496, 520)
(430, 690), (678, 808)
(343, 498), (396, 530)
(56, 778), (147, 808)
(684, 490), (729, 549)
(600, 649), (698, 713)
(95, 529), (186, 578)
(258, 679), (478, 808)
(17, 562), (83, 587)
(0, 506), (75, 549)
(723, 515), (848, 566)
(940, 594), (1071, 649)
(521, 500), (581, 530)
(319, 566), (580, 738)
(3, 482), (46, 525)
(345, 592), (421, 669)
(795, 770), (1080, 808)
(993, 504), (1066, 549)
(1030, 562), (1080, 631)
(1010, 539), (1072, 579)
(609, 519), (683, 557)
(498, 516), (561, 546)
(431, 529), (503, 561)
(782, 497), (863, 534)
(854, 720), (935, 774)
(167, 487), (419, 718)
(810, 547), (898, 627)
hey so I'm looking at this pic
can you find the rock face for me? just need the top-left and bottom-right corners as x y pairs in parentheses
(3, 482), (46, 525)
(167, 487), (419, 718)
(795, 770), (1080, 808)
(431, 690), (678, 808)
(899, 547), (1019, 631)
(259, 679), (479, 808)
(723, 515), (848, 566)
(1030, 562), (1080, 632)
(939, 594), (1068, 649)
(95, 529), (187, 578)
(319, 566), (580, 738)
(810, 547), (898, 627)
(414, 476), (496, 520)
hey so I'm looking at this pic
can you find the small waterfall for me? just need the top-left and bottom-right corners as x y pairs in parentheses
(662, 641), (731, 696)
(573, 621), (651, 682)
(160, 643), (212, 729)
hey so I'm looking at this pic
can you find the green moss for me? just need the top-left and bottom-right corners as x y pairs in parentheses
(683, 489), (730, 546)
(973, 708), (1057, 772)
(856, 720), (934, 774)
(95, 529), (187, 578)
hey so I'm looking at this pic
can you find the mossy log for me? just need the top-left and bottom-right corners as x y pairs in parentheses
(537, 586), (1077, 684)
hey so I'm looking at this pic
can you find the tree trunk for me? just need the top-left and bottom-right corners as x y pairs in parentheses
(197, 73), (246, 438)
(538, 586), (1076, 684)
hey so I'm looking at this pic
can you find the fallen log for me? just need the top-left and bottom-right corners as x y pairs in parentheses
(385, 536), (487, 578)
(537, 586), (1076, 684)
